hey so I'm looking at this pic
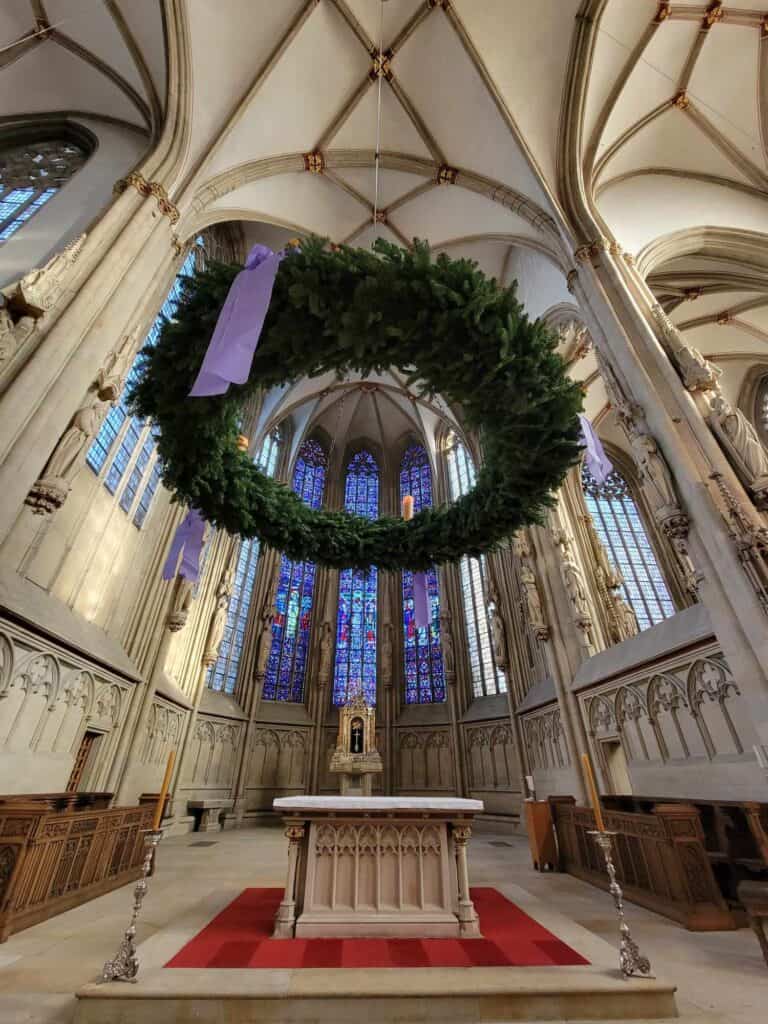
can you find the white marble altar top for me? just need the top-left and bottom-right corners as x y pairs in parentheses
(273, 796), (484, 812)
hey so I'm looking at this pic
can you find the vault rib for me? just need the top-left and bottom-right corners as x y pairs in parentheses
(104, 0), (163, 139)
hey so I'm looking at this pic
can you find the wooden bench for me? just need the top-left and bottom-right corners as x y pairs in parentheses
(187, 799), (234, 833)
(738, 880), (768, 966)
(0, 794), (154, 941)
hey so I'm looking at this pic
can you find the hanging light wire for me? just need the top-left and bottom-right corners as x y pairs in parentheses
(372, 0), (385, 226)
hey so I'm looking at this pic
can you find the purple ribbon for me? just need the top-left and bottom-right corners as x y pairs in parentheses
(189, 244), (285, 397)
(578, 414), (613, 485)
(162, 509), (206, 582)
(413, 572), (431, 629)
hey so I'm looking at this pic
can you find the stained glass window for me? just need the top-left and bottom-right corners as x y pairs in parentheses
(400, 444), (445, 704)
(208, 431), (282, 694)
(755, 376), (768, 447)
(582, 464), (675, 631)
(446, 434), (506, 698)
(86, 248), (198, 525)
(0, 136), (89, 242)
(333, 450), (379, 706)
(263, 440), (327, 702)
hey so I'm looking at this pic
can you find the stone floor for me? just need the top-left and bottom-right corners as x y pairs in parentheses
(0, 824), (764, 1024)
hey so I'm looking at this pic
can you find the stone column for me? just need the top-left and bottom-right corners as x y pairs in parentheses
(451, 823), (480, 938)
(273, 821), (306, 938)
(567, 245), (768, 755)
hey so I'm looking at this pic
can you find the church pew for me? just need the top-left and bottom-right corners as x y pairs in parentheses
(0, 794), (154, 941)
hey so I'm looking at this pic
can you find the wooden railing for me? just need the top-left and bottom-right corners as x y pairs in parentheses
(0, 796), (154, 941)
(550, 796), (736, 931)
(600, 795), (768, 913)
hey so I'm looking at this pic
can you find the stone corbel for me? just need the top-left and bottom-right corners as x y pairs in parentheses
(167, 576), (195, 632)
(114, 173), (180, 226)
(2, 234), (86, 319)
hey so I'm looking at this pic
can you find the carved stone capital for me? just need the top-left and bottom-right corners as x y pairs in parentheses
(114, 173), (179, 225)
(24, 476), (69, 516)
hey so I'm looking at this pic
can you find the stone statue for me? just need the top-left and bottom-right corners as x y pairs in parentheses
(489, 601), (509, 673)
(519, 564), (548, 640)
(0, 307), (36, 374)
(610, 590), (639, 641)
(628, 428), (679, 514)
(709, 389), (768, 502)
(202, 566), (234, 666)
(25, 396), (108, 514)
(255, 605), (275, 676)
(552, 527), (595, 655)
(317, 621), (333, 684)
(439, 609), (455, 677)
(650, 304), (721, 393)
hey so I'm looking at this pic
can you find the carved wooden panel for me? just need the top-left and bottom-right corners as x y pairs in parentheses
(396, 729), (454, 791)
(246, 727), (310, 809)
(464, 722), (517, 790)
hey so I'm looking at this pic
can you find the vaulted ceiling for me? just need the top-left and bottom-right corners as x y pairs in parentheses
(2, 0), (766, 454)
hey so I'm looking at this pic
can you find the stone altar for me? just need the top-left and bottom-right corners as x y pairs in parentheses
(272, 795), (483, 939)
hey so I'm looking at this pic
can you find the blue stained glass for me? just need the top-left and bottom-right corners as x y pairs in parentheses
(207, 431), (282, 694)
(333, 451), (379, 706)
(263, 440), (327, 702)
(0, 187), (57, 241)
(400, 445), (445, 704)
(582, 464), (674, 632)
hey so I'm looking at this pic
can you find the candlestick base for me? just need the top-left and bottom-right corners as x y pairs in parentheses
(101, 829), (163, 983)
(588, 830), (654, 979)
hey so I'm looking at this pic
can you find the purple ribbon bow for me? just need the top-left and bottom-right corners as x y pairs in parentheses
(189, 244), (285, 397)
(413, 572), (431, 629)
(578, 414), (613, 485)
(162, 509), (206, 582)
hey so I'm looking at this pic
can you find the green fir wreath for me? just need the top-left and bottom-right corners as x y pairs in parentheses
(130, 237), (583, 571)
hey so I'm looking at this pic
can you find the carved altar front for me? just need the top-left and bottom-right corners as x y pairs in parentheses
(273, 796), (483, 939)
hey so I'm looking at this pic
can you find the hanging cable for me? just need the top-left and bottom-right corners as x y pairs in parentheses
(372, 0), (385, 226)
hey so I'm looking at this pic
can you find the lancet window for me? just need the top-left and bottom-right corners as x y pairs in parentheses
(86, 247), (198, 524)
(263, 440), (327, 702)
(582, 464), (674, 631)
(446, 434), (506, 698)
(400, 444), (445, 704)
(333, 450), (379, 707)
(208, 430), (282, 694)
(0, 135), (89, 242)
(755, 375), (768, 447)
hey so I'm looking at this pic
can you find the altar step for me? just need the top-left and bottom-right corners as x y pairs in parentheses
(75, 964), (678, 1023)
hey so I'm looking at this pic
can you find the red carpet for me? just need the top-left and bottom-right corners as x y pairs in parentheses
(166, 887), (589, 969)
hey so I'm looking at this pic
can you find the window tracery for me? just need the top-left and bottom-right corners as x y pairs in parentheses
(333, 450), (379, 707)
(400, 444), (444, 704)
(208, 430), (282, 694)
(86, 247), (198, 525)
(446, 433), (506, 697)
(263, 440), (327, 702)
(754, 374), (768, 447)
(0, 137), (89, 242)
(582, 464), (674, 631)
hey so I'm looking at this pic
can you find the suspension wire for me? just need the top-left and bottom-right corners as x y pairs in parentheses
(373, 0), (385, 226)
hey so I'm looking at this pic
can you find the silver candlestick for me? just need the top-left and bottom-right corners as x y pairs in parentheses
(101, 828), (163, 983)
(588, 829), (653, 979)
